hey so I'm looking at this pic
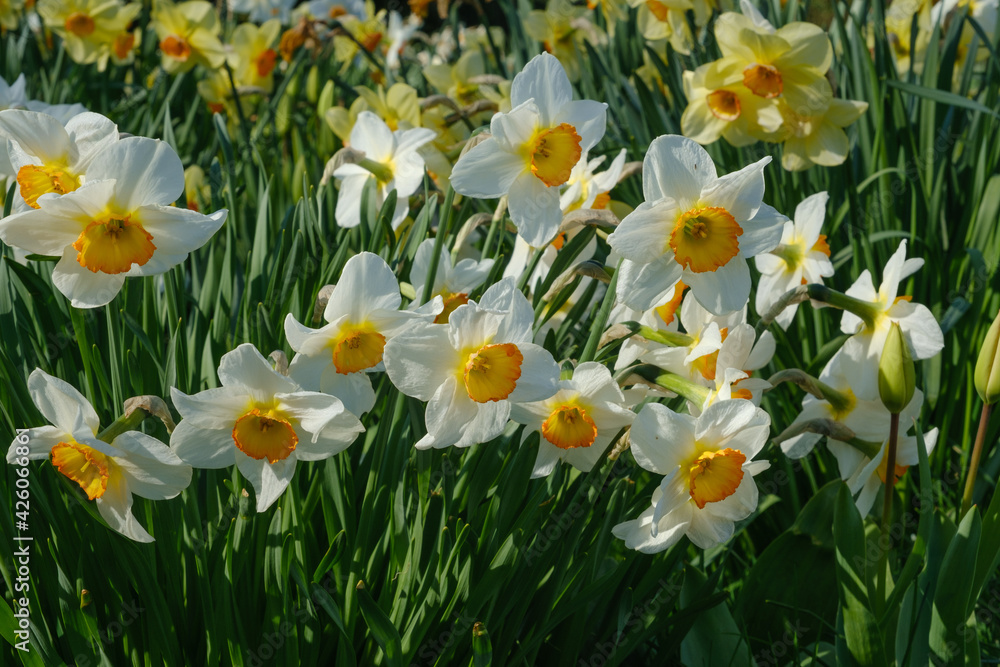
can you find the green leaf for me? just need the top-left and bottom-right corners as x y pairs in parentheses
(929, 508), (981, 665)
(833, 484), (887, 665)
(356, 581), (403, 667)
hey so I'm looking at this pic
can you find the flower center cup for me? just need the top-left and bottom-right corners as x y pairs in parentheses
(232, 408), (299, 463)
(331, 326), (386, 374)
(742, 63), (783, 98)
(688, 447), (746, 509)
(654, 281), (687, 327)
(541, 403), (597, 449)
(161, 35), (192, 61)
(669, 206), (743, 273)
(463, 343), (523, 402)
(65, 12), (95, 37)
(73, 215), (156, 274)
(434, 293), (469, 324)
(17, 164), (80, 209)
(707, 90), (741, 121)
(51, 441), (112, 500)
(530, 123), (582, 187)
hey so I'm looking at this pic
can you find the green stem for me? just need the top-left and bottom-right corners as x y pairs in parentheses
(577, 259), (619, 363)
(876, 411), (900, 608)
(962, 402), (994, 515)
(628, 365), (711, 406)
(96, 408), (148, 444)
(421, 186), (455, 305)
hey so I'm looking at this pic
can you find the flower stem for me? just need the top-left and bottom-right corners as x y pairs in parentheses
(876, 411), (900, 607)
(962, 402), (994, 516)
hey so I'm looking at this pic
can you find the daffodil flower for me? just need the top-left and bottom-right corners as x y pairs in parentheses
(0, 136), (227, 308)
(833, 240), (944, 400)
(777, 98), (869, 171)
(170, 344), (364, 512)
(754, 191), (835, 328)
(510, 362), (635, 478)
(711, 1), (833, 116)
(327, 111), (436, 230)
(612, 399), (770, 553)
(151, 0), (227, 74)
(409, 238), (495, 323)
(37, 0), (141, 68)
(559, 148), (627, 213)
(384, 278), (561, 449)
(828, 428), (938, 515)
(229, 19), (282, 91)
(680, 61), (784, 147)
(450, 52), (608, 247)
(285, 252), (432, 416)
(779, 365), (924, 460)
(0, 109), (118, 210)
(607, 134), (785, 315)
(6, 370), (192, 542)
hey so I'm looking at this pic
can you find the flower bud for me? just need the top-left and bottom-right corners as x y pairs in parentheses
(975, 310), (1000, 405)
(878, 322), (915, 414)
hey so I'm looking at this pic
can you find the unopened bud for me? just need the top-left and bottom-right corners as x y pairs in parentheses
(878, 322), (915, 414)
(975, 310), (1000, 405)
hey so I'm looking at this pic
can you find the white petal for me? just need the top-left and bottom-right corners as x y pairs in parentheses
(507, 171), (562, 247)
(698, 156), (769, 222)
(87, 137), (185, 210)
(96, 474), (153, 542)
(608, 199), (679, 264)
(449, 137), (525, 198)
(684, 258), (752, 316)
(51, 246), (126, 308)
(218, 344), (299, 399)
(324, 252), (402, 323)
(553, 100), (608, 151)
(236, 453), (296, 512)
(27, 368), (100, 435)
(507, 343), (560, 402)
(630, 403), (695, 474)
(112, 431), (191, 500)
(169, 419), (238, 468)
(130, 207), (227, 275)
(510, 52), (572, 125)
(616, 257), (683, 311)
(642, 135), (717, 205)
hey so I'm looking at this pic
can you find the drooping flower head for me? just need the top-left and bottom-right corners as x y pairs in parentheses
(6, 370), (192, 542)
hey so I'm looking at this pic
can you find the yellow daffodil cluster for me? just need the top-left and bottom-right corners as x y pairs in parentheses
(680, 0), (868, 170)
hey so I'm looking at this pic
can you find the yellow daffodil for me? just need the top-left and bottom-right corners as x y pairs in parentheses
(777, 96), (869, 171)
(522, 0), (605, 82)
(0, 0), (24, 30)
(230, 19), (282, 91)
(37, 0), (141, 68)
(681, 60), (783, 147)
(324, 83), (421, 143)
(151, 0), (226, 74)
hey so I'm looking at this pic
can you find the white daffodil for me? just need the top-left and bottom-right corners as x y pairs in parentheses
(828, 428), (938, 515)
(450, 52), (608, 247)
(285, 252), (430, 416)
(328, 111), (436, 230)
(607, 135), (786, 315)
(170, 344), (364, 512)
(384, 278), (561, 449)
(0, 109), (118, 210)
(510, 362), (635, 478)
(694, 323), (774, 413)
(385, 10), (421, 70)
(559, 148), (627, 213)
(612, 399), (770, 553)
(6, 369), (191, 542)
(834, 240), (944, 400)
(754, 191), (835, 328)
(409, 238), (494, 323)
(779, 363), (924, 460)
(619, 290), (773, 391)
(0, 136), (227, 308)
